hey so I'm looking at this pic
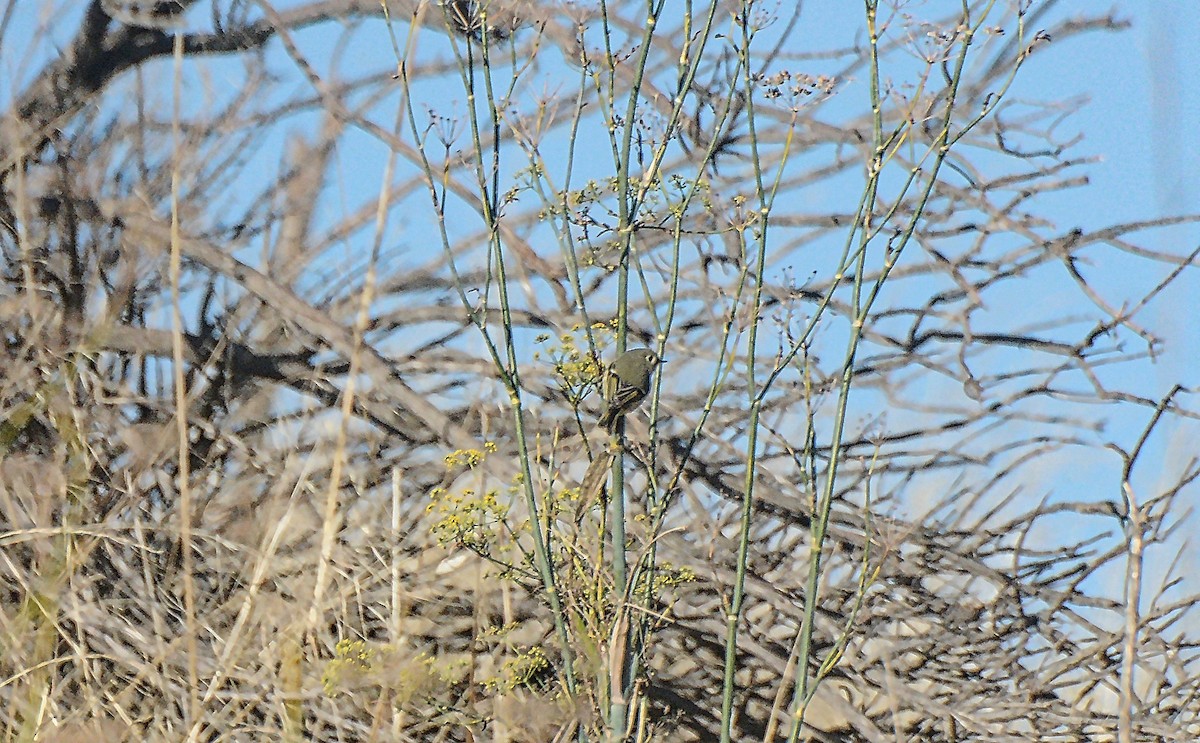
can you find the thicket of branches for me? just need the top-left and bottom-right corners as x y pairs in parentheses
(1, 1), (1198, 741)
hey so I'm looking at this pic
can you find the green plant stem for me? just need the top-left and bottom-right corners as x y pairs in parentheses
(412, 13), (581, 697)
(719, 5), (773, 739)
(785, 2), (1001, 737)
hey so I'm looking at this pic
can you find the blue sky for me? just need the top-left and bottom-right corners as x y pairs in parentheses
(1038, 4), (1198, 486)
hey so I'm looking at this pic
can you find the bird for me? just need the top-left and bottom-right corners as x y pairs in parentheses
(597, 348), (661, 432)
(578, 347), (663, 513)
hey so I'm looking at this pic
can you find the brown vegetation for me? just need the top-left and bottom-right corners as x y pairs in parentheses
(1, 1), (1197, 741)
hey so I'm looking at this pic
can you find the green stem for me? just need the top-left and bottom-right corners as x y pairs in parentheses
(719, 5), (772, 740)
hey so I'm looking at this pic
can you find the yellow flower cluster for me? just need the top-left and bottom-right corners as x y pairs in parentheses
(484, 645), (550, 693)
(322, 639), (468, 704)
(428, 486), (509, 550)
(534, 321), (616, 405)
(428, 441), (510, 551)
(443, 440), (498, 469)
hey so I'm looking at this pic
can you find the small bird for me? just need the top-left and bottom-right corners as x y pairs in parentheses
(597, 348), (661, 432)
(578, 348), (663, 512)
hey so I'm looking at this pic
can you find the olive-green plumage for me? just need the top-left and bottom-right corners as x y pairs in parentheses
(597, 348), (661, 432)
(577, 348), (663, 509)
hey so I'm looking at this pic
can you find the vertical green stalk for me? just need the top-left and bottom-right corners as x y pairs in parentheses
(784, 2), (1000, 738)
(604, 2), (666, 736)
(393, 5), (588, 698)
(719, 4), (773, 740)
(467, 21), (580, 696)
(788, 1), (887, 725)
